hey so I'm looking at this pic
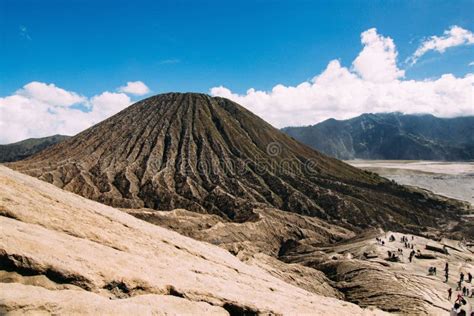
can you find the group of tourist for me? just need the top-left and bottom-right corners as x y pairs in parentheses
(428, 266), (437, 275)
(374, 234), (473, 315)
(401, 235), (415, 250)
(448, 265), (473, 316)
(381, 235), (417, 263)
(448, 272), (472, 296)
(456, 272), (473, 296)
(450, 295), (472, 316)
(375, 237), (385, 246)
(386, 250), (400, 261)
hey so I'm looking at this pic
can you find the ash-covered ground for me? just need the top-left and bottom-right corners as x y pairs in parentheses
(347, 160), (474, 206)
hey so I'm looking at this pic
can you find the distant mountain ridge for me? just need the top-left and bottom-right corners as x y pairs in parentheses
(282, 113), (474, 161)
(0, 135), (70, 163)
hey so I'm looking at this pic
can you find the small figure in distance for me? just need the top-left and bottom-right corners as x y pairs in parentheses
(409, 250), (415, 263)
(443, 245), (449, 255)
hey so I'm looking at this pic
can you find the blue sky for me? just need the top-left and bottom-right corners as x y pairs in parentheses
(1, 0), (473, 96)
(0, 0), (473, 143)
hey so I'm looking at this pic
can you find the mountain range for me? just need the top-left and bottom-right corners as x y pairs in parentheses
(0, 135), (69, 163)
(282, 113), (474, 161)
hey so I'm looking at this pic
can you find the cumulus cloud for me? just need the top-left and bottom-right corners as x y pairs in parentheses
(409, 26), (474, 65)
(211, 28), (474, 128)
(16, 82), (86, 107)
(118, 81), (150, 95)
(89, 92), (131, 118)
(0, 82), (135, 144)
(352, 28), (405, 82)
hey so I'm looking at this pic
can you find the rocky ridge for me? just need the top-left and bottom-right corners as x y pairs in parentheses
(0, 135), (69, 163)
(282, 113), (474, 161)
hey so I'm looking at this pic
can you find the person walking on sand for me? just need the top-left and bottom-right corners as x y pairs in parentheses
(455, 293), (467, 307)
(448, 288), (452, 300)
(468, 272), (472, 283)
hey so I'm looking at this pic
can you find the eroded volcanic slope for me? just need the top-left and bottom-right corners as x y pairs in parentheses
(1, 165), (385, 315)
(9, 93), (470, 234)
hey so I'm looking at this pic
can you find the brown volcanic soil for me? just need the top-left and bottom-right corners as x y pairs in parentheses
(9, 92), (472, 236)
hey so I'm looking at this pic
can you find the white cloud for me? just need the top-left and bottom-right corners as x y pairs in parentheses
(211, 28), (474, 128)
(16, 82), (86, 107)
(118, 81), (150, 95)
(469, 61), (474, 66)
(89, 91), (131, 118)
(409, 26), (474, 65)
(0, 83), (133, 144)
(352, 28), (405, 82)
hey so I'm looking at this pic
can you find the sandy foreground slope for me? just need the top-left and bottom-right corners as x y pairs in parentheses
(0, 165), (385, 315)
(125, 208), (474, 315)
